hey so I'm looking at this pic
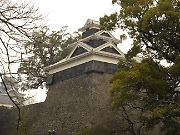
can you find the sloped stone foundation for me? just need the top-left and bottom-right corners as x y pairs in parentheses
(26, 73), (124, 135)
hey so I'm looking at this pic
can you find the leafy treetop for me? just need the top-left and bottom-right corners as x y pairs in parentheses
(18, 26), (81, 89)
(100, 0), (180, 134)
(100, 0), (180, 62)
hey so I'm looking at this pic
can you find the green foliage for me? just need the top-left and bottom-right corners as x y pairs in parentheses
(101, 0), (180, 134)
(18, 26), (81, 89)
(100, 0), (180, 62)
(125, 44), (141, 60)
(100, 13), (119, 31)
(109, 58), (180, 134)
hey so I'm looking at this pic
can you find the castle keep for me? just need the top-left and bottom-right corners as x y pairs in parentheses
(33, 19), (127, 135)
(0, 19), (129, 135)
(0, 19), (161, 135)
(45, 19), (125, 85)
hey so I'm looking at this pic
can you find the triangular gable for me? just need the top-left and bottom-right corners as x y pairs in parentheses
(94, 42), (125, 57)
(98, 31), (118, 40)
(101, 47), (119, 54)
(70, 47), (88, 58)
(78, 30), (120, 45)
(67, 42), (93, 59)
(100, 32), (111, 37)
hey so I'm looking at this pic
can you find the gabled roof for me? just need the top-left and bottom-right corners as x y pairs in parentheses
(81, 30), (120, 44)
(44, 41), (125, 72)
(94, 42), (124, 57)
(67, 42), (93, 59)
(78, 30), (120, 45)
(78, 19), (100, 32)
(44, 19), (126, 73)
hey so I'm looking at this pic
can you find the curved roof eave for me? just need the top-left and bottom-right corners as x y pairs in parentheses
(44, 50), (124, 72)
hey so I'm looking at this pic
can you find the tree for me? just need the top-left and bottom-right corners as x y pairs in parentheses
(100, 0), (180, 62)
(0, 0), (43, 89)
(100, 0), (180, 134)
(18, 26), (81, 89)
(0, 0), (42, 74)
(109, 58), (180, 135)
(0, 0), (43, 132)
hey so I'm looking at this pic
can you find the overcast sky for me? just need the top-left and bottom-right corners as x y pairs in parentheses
(3, 0), (133, 102)
(0, 0), (133, 74)
(32, 0), (119, 31)
(22, 0), (132, 53)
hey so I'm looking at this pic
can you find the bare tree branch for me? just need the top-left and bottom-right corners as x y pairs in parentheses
(0, 0), (43, 133)
(0, 74), (20, 134)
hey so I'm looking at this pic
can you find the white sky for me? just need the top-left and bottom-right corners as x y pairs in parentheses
(22, 0), (132, 103)
(3, 0), (133, 75)
(19, 0), (132, 53)
(4, 0), (133, 74)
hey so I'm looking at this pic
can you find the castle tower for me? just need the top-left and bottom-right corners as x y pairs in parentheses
(45, 19), (125, 85)
(37, 19), (126, 135)
(0, 20), (159, 135)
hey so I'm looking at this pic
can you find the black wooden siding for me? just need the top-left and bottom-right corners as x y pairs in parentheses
(71, 47), (88, 58)
(46, 60), (118, 85)
(82, 28), (99, 38)
(85, 39), (106, 48)
(101, 32), (111, 37)
(101, 47), (120, 54)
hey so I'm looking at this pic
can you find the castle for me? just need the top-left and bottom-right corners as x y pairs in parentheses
(0, 19), (128, 135)
(0, 19), (161, 135)
(45, 19), (125, 84)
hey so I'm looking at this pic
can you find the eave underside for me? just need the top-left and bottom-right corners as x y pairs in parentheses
(46, 60), (119, 85)
(47, 52), (123, 74)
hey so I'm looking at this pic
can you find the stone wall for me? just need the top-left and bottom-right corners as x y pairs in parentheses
(25, 73), (125, 135)
(0, 73), (160, 135)
(0, 106), (18, 135)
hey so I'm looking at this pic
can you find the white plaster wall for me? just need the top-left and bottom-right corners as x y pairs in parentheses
(49, 53), (121, 74)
